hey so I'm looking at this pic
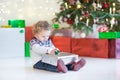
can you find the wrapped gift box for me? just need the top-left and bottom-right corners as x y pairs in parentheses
(108, 39), (120, 59)
(25, 26), (34, 42)
(116, 32), (120, 38)
(25, 42), (30, 57)
(8, 20), (25, 28)
(51, 36), (72, 53)
(72, 38), (109, 58)
(99, 32), (120, 39)
(41, 52), (78, 66)
(0, 25), (11, 28)
(0, 28), (25, 58)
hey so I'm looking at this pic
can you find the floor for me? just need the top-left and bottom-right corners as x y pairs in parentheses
(0, 57), (120, 80)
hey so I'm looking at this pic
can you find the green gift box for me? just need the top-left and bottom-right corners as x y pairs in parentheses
(8, 20), (25, 28)
(99, 32), (120, 39)
(25, 42), (30, 57)
(116, 32), (120, 38)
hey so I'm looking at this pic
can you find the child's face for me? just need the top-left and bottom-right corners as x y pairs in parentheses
(36, 30), (51, 42)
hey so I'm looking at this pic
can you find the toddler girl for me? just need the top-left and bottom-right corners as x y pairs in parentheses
(30, 21), (86, 73)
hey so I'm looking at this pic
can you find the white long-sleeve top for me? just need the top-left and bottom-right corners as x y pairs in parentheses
(30, 37), (55, 63)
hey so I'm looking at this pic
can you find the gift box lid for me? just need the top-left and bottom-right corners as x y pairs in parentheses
(41, 52), (78, 66)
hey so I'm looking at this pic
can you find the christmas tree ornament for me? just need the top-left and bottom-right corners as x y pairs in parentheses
(92, 2), (96, 7)
(53, 23), (59, 29)
(92, 2), (97, 11)
(102, 2), (109, 9)
(69, 0), (75, 5)
(67, 14), (70, 18)
(85, 0), (89, 3)
(81, 10), (85, 15)
(67, 19), (73, 24)
(85, 11), (89, 17)
(62, 17), (68, 22)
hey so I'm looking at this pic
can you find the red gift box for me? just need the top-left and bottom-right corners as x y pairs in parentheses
(25, 26), (34, 42)
(91, 39), (108, 58)
(51, 36), (71, 53)
(108, 39), (120, 59)
(72, 38), (109, 58)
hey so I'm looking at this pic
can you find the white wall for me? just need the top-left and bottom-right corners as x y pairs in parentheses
(0, 0), (60, 26)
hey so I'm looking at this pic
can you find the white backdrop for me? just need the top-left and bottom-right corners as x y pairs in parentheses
(0, 0), (60, 26)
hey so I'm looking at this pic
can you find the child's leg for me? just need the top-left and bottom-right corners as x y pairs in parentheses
(65, 64), (73, 70)
(66, 58), (86, 71)
(33, 59), (68, 73)
(33, 60), (58, 72)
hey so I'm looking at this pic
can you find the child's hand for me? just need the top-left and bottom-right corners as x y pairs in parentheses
(55, 50), (60, 55)
(50, 48), (59, 55)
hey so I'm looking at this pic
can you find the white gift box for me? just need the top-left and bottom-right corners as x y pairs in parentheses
(0, 28), (25, 58)
(41, 52), (78, 66)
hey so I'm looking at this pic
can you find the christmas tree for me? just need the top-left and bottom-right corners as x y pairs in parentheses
(53, 0), (120, 35)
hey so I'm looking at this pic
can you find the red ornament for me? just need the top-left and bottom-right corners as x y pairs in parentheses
(62, 17), (68, 22)
(86, 0), (89, 3)
(67, 19), (73, 24)
(85, 11), (89, 17)
(102, 2), (109, 9)
(69, 0), (75, 5)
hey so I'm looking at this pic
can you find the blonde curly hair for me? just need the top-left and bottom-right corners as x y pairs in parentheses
(32, 21), (51, 35)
